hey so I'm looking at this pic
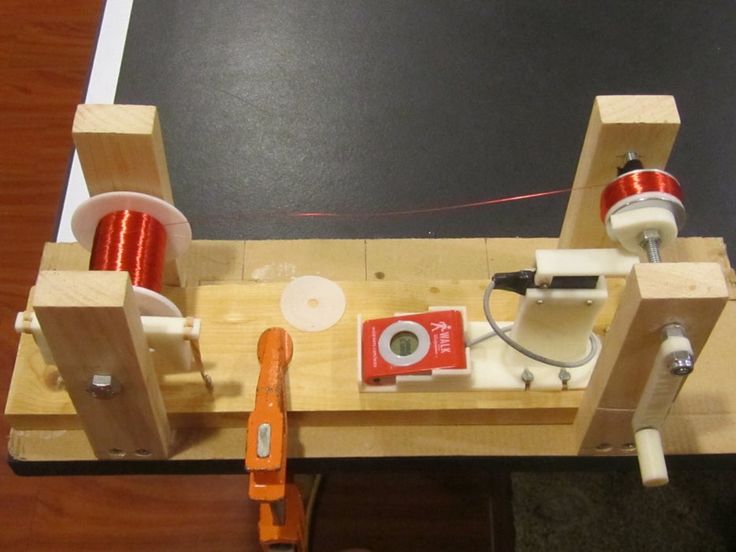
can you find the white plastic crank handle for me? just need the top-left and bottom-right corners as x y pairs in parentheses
(631, 330), (693, 487)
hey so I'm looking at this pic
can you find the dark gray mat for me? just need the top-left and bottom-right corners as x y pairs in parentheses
(116, 1), (736, 246)
(512, 470), (736, 551)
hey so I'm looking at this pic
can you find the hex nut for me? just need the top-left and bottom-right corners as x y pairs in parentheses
(667, 350), (694, 376)
(86, 374), (122, 399)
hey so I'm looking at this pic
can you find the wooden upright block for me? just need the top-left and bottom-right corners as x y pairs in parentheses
(72, 104), (183, 285)
(574, 262), (728, 453)
(33, 271), (171, 459)
(559, 96), (680, 249)
(73, 104), (174, 202)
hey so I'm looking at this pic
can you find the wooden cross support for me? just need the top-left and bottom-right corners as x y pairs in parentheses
(573, 262), (729, 454)
(33, 271), (171, 459)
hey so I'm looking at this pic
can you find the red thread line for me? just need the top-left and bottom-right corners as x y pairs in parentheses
(283, 186), (575, 219)
(89, 210), (167, 293)
(180, 182), (609, 224)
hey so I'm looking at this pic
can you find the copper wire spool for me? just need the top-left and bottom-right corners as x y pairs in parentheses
(599, 170), (683, 222)
(89, 210), (167, 293)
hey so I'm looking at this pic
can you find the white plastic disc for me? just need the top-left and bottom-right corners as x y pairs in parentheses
(280, 276), (346, 332)
(133, 286), (182, 317)
(71, 191), (192, 260)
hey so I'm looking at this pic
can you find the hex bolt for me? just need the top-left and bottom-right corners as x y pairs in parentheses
(640, 229), (662, 263)
(667, 350), (694, 376)
(86, 374), (122, 399)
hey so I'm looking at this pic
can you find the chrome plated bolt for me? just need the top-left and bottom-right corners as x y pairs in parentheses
(667, 350), (694, 376)
(86, 374), (122, 399)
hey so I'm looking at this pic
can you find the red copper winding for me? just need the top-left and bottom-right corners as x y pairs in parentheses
(89, 210), (167, 293)
(600, 170), (683, 222)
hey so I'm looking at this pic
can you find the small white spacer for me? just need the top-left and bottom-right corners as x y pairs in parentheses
(607, 206), (679, 255)
(634, 427), (669, 487)
(71, 191), (192, 260)
(280, 276), (346, 332)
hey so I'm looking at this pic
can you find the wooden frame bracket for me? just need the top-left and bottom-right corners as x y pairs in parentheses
(72, 104), (183, 285)
(574, 262), (728, 454)
(32, 270), (171, 459)
(559, 95), (680, 249)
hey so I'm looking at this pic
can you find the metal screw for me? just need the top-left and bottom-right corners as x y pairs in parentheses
(86, 374), (122, 399)
(521, 368), (534, 390)
(620, 442), (637, 453)
(558, 368), (571, 390)
(585, 299), (594, 306)
(640, 229), (662, 263)
(667, 350), (694, 376)
(536, 299), (544, 305)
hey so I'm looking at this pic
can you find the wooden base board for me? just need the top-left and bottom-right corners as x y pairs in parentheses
(6, 237), (736, 460)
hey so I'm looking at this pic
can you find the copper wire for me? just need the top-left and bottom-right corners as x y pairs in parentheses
(600, 170), (683, 221)
(89, 210), (167, 292)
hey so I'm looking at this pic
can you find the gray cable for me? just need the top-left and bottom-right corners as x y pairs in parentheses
(466, 324), (513, 347)
(482, 278), (599, 369)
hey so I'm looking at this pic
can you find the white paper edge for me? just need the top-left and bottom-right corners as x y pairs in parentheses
(56, 0), (134, 242)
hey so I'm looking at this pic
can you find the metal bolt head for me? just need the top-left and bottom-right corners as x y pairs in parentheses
(558, 368), (571, 384)
(86, 374), (122, 399)
(667, 350), (694, 376)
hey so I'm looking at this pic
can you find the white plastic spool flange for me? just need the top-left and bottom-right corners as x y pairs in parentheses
(604, 191), (684, 254)
(71, 191), (192, 317)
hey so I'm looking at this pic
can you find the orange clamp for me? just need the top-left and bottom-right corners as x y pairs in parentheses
(245, 328), (305, 551)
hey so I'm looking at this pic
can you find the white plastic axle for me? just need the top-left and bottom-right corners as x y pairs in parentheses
(16, 311), (200, 374)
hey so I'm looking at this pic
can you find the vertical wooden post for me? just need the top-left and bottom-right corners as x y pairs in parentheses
(574, 262), (728, 454)
(72, 104), (183, 285)
(33, 271), (171, 459)
(558, 96), (680, 249)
